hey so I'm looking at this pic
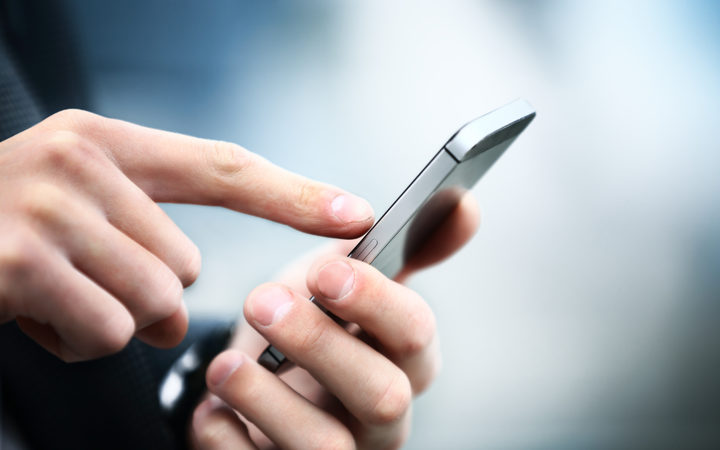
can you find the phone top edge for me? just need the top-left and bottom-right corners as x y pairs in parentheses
(443, 146), (461, 163)
(444, 99), (536, 162)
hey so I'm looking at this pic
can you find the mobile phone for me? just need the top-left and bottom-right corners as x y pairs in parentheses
(258, 99), (536, 372)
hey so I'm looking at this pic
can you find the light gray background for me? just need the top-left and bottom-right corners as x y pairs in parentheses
(66, 1), (720, 448)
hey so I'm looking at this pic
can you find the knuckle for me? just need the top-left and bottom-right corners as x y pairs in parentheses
(44, 129), (84, 150)
(206, 141), (254, 181)
(295, 313), (331, 355)
(48, 108), (89, 124)
(296, 179), (322, 211)
(47, 109), (103, 133)
(37, 130), (102, 170)
(0, 231), (42, 294)
(94, 313), (134, 356)
(0, 232), (37, 274)
(368, 371), (412, 426)
(38, 131), (82, 165)
(16, 182), (70, 224)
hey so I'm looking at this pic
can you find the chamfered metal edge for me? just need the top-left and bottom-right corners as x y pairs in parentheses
(444, 99), (536, 162)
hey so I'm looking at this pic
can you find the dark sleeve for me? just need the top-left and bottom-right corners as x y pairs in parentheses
(0, 0), (90, 119)
(0, 319), (233, 450)
(1, 3), (237, 448)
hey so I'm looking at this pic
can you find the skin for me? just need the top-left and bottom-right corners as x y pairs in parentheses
(0, 108), (482, 448)
(0, 109), (375, 361)
(192, 194), (481, 450)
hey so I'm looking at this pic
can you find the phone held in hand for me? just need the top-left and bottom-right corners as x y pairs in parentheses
(259, 99), (536, 372)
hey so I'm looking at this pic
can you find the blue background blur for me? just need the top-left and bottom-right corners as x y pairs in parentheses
(64, 1), (720, 448)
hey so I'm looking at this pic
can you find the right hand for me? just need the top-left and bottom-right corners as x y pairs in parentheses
(0, 109), (374, 362)
(191, 195), (480, 449)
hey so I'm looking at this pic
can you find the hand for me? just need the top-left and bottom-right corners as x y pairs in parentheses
(0, 109), (373, 362)
(192, 194), (480, 449)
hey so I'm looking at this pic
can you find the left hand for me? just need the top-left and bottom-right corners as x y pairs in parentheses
(191, 194), (480, 449)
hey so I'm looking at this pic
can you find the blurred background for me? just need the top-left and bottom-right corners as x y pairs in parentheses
(61, 0), (720, 448)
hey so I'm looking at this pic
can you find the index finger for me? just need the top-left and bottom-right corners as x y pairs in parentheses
(50, 110), (374, 238)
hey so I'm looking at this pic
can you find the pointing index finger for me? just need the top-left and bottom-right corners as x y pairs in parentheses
(56, 110), (374, 238)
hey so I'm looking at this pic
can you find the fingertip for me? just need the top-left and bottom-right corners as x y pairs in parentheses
(291, 190), (374, 239)
(459, 192), (481, 232)
(206, 349), (245, 388)
(135, 302), (189, 348)
(330, 193), (374, 226)
(309, 257), (356, 301)
(329, 218), (375, 239)
(305, 252), (338, 283)
(244, 283), (295, 328)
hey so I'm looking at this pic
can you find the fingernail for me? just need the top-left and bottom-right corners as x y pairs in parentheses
(207, 351), (244, 387)
(317, 261), (355, 300)
(249, 286), (293, 327)
(331, 194), (374, 224)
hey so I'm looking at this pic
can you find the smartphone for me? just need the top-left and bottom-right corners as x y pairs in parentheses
(258, 99), (536, 372)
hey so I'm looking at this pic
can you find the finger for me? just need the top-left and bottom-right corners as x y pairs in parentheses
(52, 110), (374, 238)
(270, 240), (358, 296)
(397, 192), (480, 282)
(94, 171), (202, 288)
(206, 350), (353, 450)
(134, 302), (189, 349)
(244, 284), (412, 429)
(271, 193), (479, 290)
(3, 236), (134, 361)
(24, 183), (187, 342)
(28, 129), (202, 286)
(307, 256), (440, 393)
(66, 220), (184, 334)
(192, 397), (257, 450)
(15, 317), (62, 355)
